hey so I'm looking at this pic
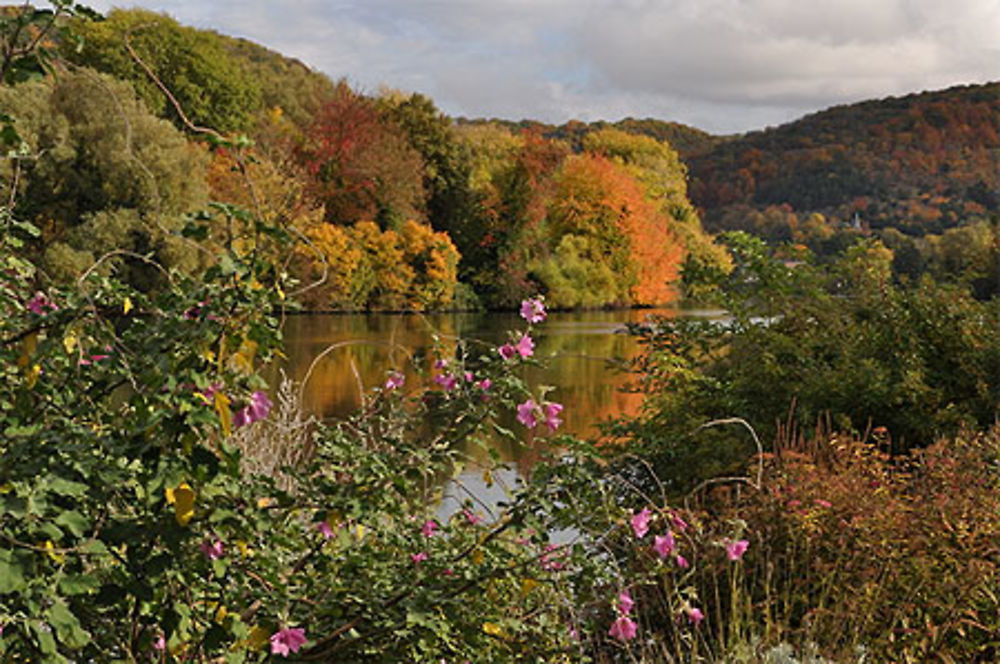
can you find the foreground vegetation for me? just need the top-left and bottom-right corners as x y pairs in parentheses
(2, 4), (1000, 662)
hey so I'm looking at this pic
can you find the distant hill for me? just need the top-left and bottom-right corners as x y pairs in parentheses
(686, 83), (1000, 238)
(457, 117), (723, 159)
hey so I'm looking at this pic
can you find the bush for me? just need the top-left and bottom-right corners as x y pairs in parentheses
(613, 232), (1000, 494)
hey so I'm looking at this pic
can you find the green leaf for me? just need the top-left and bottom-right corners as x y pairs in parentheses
(46, 477), (89, 497)
(58, 574), (100, 596)
(31, 619), (57, 656)
(78, 539), (109, 557)
(218, 254), (237, 276)
(38, 522), (63, 541)
(48, 599), (91, 649)
(55, 510), (90, 538)
(0, 549), (28, 593)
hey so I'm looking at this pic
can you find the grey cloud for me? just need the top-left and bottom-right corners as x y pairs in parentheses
(85, 0), (1000, 133)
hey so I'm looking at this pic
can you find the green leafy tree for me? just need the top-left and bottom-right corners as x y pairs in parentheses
(378, 92), (480, 257)
(66, 8), (261, 133)
(0, 67), (209, 287)
(617, 233), (1000, 493)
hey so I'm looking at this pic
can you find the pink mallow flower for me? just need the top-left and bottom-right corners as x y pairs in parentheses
(234, 391), (272, 428)
(608, 615), (638, 641)
(540, 543), (565, 571)
(26, 291), (57, 315)
(630, 508), (652, 539)
(421, 520), (439, 537)
(198, 538), (225, 560)
(498, 344), (516, 360)
(316, 521), (335, 539)
(675, 554), (690, 569)
(385, 371), (405, 390)
(520, 297), (547, 324)
(617, 590), (634, 615)
(475, 378), (492, 391)
(79, 353), (110, 366)
(462, 508), (484, 526)
(726, 539), (750, 561)
(514, 333), (535, 358)
(653, 532), (676, 559)
(517, 399), (539, 428)
(542, 402), (563, 432)
(687, 607), (705, 626)
(434, 373), (458, 391)
(270, 627), (307, 657)
(411, 551), (428, 564)
(671, 512), (689, 532)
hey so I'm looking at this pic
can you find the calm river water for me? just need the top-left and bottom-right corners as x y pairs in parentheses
(278, 307), (713, 515)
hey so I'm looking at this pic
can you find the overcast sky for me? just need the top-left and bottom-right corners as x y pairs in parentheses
(84, 0), (1000, 134)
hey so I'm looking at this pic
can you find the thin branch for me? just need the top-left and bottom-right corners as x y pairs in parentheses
(77, 249), (173, 286)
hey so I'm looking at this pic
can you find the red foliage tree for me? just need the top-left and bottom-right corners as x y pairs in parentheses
(295, 82), (426, 228)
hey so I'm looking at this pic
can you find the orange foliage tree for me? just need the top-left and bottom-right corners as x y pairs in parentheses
(534, 153), (683, 307)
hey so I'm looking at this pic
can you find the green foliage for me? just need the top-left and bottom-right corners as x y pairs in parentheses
(534, 233), (623, 308)
(66, 8), (262, 133)
(615, 233), (1000, 493)
(0, 67), (209, 287)
(379, 92), (483, 268)
(0, 203), (644, 659)
(218, 36), (335, 135)
(0, 1), (100, 87)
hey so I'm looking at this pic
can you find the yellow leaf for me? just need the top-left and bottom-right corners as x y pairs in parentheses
(215, 391), (232, 437)
(215, 605), (228, 623)
(482, 468), (493, 488)
(62, 331), (78, 354)
(217, 335), (226, 373)
(247, 625), (270, 651)
(166, 482), (195, 526)
(25, 364), (40, 389)
(482, 622), (505, 638)
(236, 540), (252, 558)
(354, 524), (367, 541)
(521, 578), (539, 596)
(44, 540), (65, 564)
(472, 549), (484, 565)
(123, 297), (133, 314)
(256, 497), (273, 509)
(229, 340), (258, 375)
(18, 332), (37, 370)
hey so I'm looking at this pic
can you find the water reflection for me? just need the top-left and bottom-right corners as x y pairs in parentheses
(280, 308), (682, 442)
(278, 308), (686, 517)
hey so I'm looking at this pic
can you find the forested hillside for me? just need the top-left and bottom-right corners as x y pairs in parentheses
(685, 83), (1000, 290)
(0, 7), (722, 311)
